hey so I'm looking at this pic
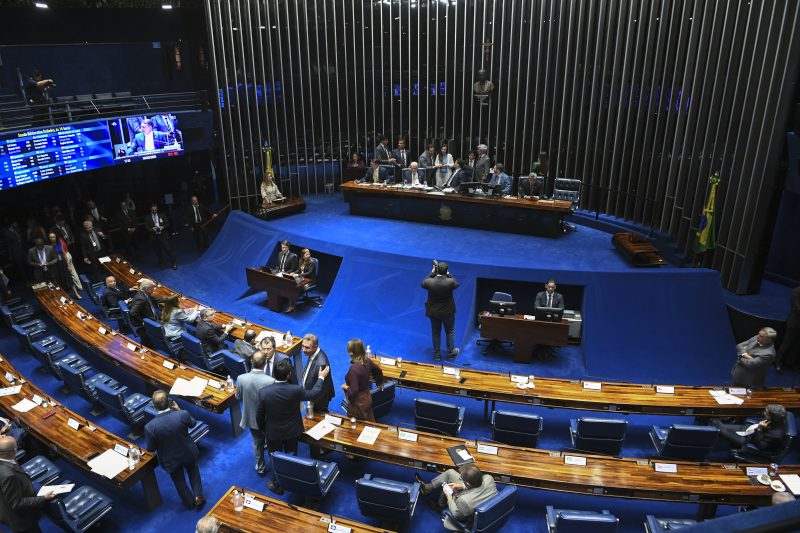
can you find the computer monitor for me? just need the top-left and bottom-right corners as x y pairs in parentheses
(535, 306), (563, 321)
(457, 181), (483, 195)
(490, 299), (516, 317)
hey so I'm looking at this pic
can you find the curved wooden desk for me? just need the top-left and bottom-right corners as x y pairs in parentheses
(301, 413), (797, 514)
(34, 283), (241, 435)
(0, 356), (162, 510)
(370, 356), (800, 418)
(208, 486), (390, 532)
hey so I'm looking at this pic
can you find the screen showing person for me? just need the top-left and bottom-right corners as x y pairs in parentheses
(109, 114), (183, 159)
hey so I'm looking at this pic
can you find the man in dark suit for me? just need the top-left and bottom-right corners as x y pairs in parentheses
(474, 144), (491, 183)
(113, 199), (141, 261)
(26, 238), (58, 282)
(418, 144), (436, 173)
(374, 135), (395, 167)
(127, 279), (165, 329)
(299, 333), (335, 412)
(185, 196), (216, 252)
(259, 337), (293, 380)
(518, 172), (542, 199)
(196, 308), (233, 356)
(776, 286), (800, 373)
(444, 159), (467, 190)
(402, 162), (427, 186)
(84, 199), (108, 232)
(1, 222), (27, 281)
(78, 220), (106, 282)
(422, 261), (460, 361)
(0, 435), (55, 533)
(233, 329), (258, 360)
(144, 391), (205, 509)
(101, 275), (131, 313)
(392, 138), (411, 170)
(52, 216), (76, 248)
(360, 159), (390, 184)
(274, 240), (298, 273)
(732, 327), (777, 389)
(712, 404), (788, 454)
(256, 358), (330, 494)
(534, 279), (565, 310)
(130, 119), (172, 153)
(144, 203), (177, 270)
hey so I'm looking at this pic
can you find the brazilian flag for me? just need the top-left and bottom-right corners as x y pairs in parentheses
(694, 173), (720, 254)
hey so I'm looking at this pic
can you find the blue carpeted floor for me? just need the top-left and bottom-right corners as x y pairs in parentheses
(2, 193), (796, 533)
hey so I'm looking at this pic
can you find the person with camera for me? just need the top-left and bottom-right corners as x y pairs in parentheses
(422, 260), (460, 361)
(144, 203), (177, 270)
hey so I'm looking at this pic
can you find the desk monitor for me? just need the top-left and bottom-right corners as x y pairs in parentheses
(490, 299), (516, 317)
(457, 181), (483, 195)
(535, 306), (563, 321)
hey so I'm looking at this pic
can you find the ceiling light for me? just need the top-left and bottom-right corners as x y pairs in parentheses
(35, 2), (48, 8)
(161, 3), (173, 9)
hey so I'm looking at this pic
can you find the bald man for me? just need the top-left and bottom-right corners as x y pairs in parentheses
(0, 436), (54, 533)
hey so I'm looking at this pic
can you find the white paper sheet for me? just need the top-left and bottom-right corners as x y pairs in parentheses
(98, 256), (111, 264)
(780, 474), (800, 495)
(708, 390), (744, 405)
(38, 483), (74, 496)
(456, 448), (473, 462)
(0, 385), (22, 397)
(356, 426), (381, 445)
(88, 449), (129, 479)
(169, 377), (207, 397)
(305, 420), (337, 441)
(11, 398), (37, 412)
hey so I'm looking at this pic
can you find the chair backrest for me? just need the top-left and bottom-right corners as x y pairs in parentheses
(59, 362), (90, 398)
(0, 306), (12, 327)
(356, 478), (412, 511)
(553, 178), (582, 206)
(94, 381), (126, 417)
(371, 381), (396, 419)
(472, 485), (517, 533)
(118, 300), (135, 332)
(312, 257), (319, 279)
(272, 452), (325, 497)
(577, 418), (628, 439)
(662, 425), (719, 460)
(180, 332), (207, 368)
(490, 292), (513, 303)
(143, 318), (166, 347)
(222, 350), (250, 381)
(415, 398), (460, 423)
(555, 510), (618, 533)
(492, 410), (543, 447)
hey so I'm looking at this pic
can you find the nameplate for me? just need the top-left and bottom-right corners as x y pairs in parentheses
(564, 455), (587, 466)
(582, 381), (602, 390)
(32, 394), (44, 405)
(67, 418), (81, 430)
(746, 467), (768, 477)
(379, 357), (396, 366)
(728, 387), (748, 396)
(129, 268), (136, 275)
(98, 326), (107, 335)
(114, 443), (129, 456)
(324, 414), (343, 426)
(398, 430), (418, 442)
(4, 372), (15, 383)
(328, 523), (351, 533)
(76, 311), (85, 320)
(126, 343), (137, 352)
(654, 463), (678, 473)
(510, 375), (528, 384)
(208, 379), (222, 389)
(162, 360), (175, 370)
(115, 257), (121, 263)
(319, 517), (332, 524)
(656, 385), (675, 394)
(98, 256), (111, 263)
(477, 444), (498, 455)
(443, 367), (457, 375)
(232, 319), (244, 327)
(243, 496), (264, 512)
(60, 296), (67, 305)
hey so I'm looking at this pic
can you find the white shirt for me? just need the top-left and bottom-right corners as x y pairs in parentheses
(144, 131), (155, 151)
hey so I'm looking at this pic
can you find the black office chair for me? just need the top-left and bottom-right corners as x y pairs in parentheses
(476, 292), (514, 354)
(298, 258), (322, 308)
(553, 178), (581, 233)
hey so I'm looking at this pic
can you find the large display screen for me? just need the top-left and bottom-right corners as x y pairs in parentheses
(0, 113), (184, 191)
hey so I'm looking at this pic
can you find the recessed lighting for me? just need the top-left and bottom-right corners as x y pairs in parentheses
(161, 3), (173, 9)
(35, 1), (48, 7)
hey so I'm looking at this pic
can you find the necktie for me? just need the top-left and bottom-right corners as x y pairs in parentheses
(194, 205), (200, 223)
(267, 360), (272, 377)
(153, 214), (159, 228)
(123, 210), (128, 221)
(547, 294), (552, 308)
(302, 355), (316, 386)
(145, 294), (157, 318)
(38, 249), (46, 265)
(401, 150), (406, 166)
(280, 253), (286, 271)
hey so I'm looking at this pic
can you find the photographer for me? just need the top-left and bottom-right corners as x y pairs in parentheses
(24, 69), (55, 126)
(422, 260), (460, 361)
(144, 203), (177, 270)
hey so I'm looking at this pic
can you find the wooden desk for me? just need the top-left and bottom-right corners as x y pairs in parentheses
(370, 356), (800, 418)
(341, 180), (573, 237)
(301, 413), (798, 514)
(208, 486), (390, 532)
(256, 197), (306, 221)
(33, 284), (242, 436)
(479, 313), (569, 362)
(100, 255), (302, 359)
(245, 268), (310, 313)
(0, 355), (162, 510)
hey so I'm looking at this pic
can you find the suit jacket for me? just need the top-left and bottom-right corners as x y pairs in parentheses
(445, 474), (497, 531)
(474, 154), (491, 183)
(300, 349), (335, 408)
(53, 222), (76, 246)
(422, 273), (459, 319)
(732, 336), (776, 389)
(275, 250), (298, 273)
(185, 203), (212, 227)
(256, 379), (325, 440)
(518, 177), (541, 198)
(131, 130), (171, 152)
(102, 285), (128, 312)
(0, 460), (47, 532)
(402, 168), (427, 186)
(489, 172), (513, 195)
(114, 208), (138, 232)
(26, 245), (58, 272)
(445, 168), (467, 189)
(362, 166), (389, 184)
(232, 339), (257, 360)
(391, 148), (411, 168)
(144, 212), (169, 237)
(128, 290), (165, 327)
(78, 230), (105, 262)
(374, 143), (393, 164)
(535, 291), (564, 310)
(418, 151), (435, 169)
(235, 370), (275, 430)
(144, 409), (199, 473)
(787, 286), (800, 329)
(264, 353), (292, 380)
(748, 422), (787, 452)
(195, 318), (228, 355)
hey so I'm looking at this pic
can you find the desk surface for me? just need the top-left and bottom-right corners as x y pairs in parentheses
(0, 355), (156, 489)
(301, 413), (797, 506)
(34, 283), (235, 414)
(208, 486), (390, 533)
(340, 180), (573, 213)
(101, 254), (302, 356)
(370, 356), (800, 416)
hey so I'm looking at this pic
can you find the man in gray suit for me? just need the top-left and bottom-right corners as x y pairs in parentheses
(418, 144), (436, 171)
(415, 464), (497, 531)
(235, 351), (275, 475)
(26, 238), (58, 282)
(474, 144), (491, 183)
(732, 327), (777, 389)
(534, 279), (565, 310)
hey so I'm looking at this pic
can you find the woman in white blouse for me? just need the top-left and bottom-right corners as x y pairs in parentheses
(160, 294), (198, 355)
(434, 143), (454, 187)
(260, 172), (284, 207)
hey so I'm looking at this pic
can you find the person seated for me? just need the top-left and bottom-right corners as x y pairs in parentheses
(273, 240), (298, 274)
(0, 417), (27, 448)
(402, 162), (427, 186)
(518, 172), (541, 200)
(346, 152), (365, 168)
(196, 516), (220, 533)
(360, 159), (389, 184)
(535, 279), (564, 310)
(260, 172), (284, 208)
(414, 464), (498, 531)
(195, 308), (233, 356)
(444, 159), (467, 190)
(130, 119), (171, 153)
(297, 248), (316, 281)
(233, 329), (258, 360)
(732, 327), (777, 389)
(128, 279), (166, 328)
(488, 163), (513, 195)
(101, 275), (131, 313)
(712, 404), (788, 455)
(161, 294), (199, 357)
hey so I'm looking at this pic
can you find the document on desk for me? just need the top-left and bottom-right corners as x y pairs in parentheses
(356, 426), (381, 445)
(170, 377), (208, 397)
(0, 385), (22, 397)
(779, 474), (800, 495)
(38, 483), (74, 496)
(98, 256), (111, 264)
(305, 420), (337, 441)
(88, 449), (129, 479)
(11, 398), (37, 412)
(708, 390), (744, 405)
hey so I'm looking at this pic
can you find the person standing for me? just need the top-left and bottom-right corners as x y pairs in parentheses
(273, 240), (298, 274)
(392, 138), (411, 170)
(113, 200), (141, 261)
(776, 286), (800, 373)
(47, 233), (81, 299)
(144, 203), (177, 270)
(342, 338), (384, 422)
(24, 69), (54, 127)
(26, 238), (57, 283)
(236, 351), (276, 476)
(78, 220), (106, 282)
(300, 333), (335, 412)
(732, 327), (777, 389)
(256, 359), (329, 494)
(422, 260), (460, 361)
(144, 391), (205, 509)
(259, 336), (293, 380)
(185, 196), (215, 252)
(418, 143), (436, 171)
(0, 436), (55, 533)
(374, 135), (395, 168)
(474, 144), (491, 183)
(434, 143), (455, 187)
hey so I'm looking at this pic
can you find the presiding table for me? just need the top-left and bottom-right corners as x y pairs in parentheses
(479, 312), (569, 362)
(0, 356), (162, 510)
(255, 197), (306, 220)
(245, 267), (312, 313)
(341, 180), (573, 237)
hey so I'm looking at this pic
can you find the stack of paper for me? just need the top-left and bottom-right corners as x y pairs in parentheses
(357, 426), (381, 445)
(170, 377), (208, 397)
(305, 420), (337, 441)
(11, 398), (37, 412)
(38, 483), (74, 496)
(708, 390), (744, 405)
(780, 474), (800, 495)
(88, 449), (129, 479)
(0, 385), (22, 397)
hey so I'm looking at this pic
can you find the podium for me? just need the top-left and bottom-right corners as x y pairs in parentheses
(246, 267), (307, 312)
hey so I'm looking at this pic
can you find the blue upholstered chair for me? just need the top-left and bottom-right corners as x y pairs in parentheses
(142, 318), (168, 354)
(414, 398), (464, 437)
(298, 258), (323, 308)
(649, 424), (719, 461)
(271, 452), (339, 500)
(342, 381), (397, 419)
(46, 484), (113, 532)
(545, 506), (618, 532)
(22, 456), (63, 486)
(79, 274), (105, 307)
(443, 485), (517, 533)
(732, 412), (797, 464)
(180, 332), (227, 373)
(58, 361), (120, 406)
(644, 515), (697, 532)
(117, 300), (138, 336)
(11, 320), (48, 351)
(93, 382), (149, 428)
(222, 350), (250, 382)
(476, 292), (515, 354)
(355, 473), (420, 524)
(31, 337), (90, 380)
(492, 410), (543, 447)
(141, 401), (210, 444)
(569, 418), (628, 455)
(1, 302), (35, 326)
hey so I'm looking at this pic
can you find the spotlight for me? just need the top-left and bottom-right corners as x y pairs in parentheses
(34, 2), (48, 8)
(161, 3), (173, 9)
